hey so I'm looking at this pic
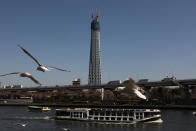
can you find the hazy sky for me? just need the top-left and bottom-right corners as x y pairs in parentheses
(0, 0), (196, 87)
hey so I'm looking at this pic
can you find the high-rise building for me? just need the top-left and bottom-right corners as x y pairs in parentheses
(88, 12), (101, 85)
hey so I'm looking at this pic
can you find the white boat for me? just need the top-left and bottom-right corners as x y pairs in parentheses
(55, 108), (162, 123)
(42, 107), (51, 112)
(28, 106), (51, 112)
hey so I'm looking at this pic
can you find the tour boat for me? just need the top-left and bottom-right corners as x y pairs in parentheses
(55, 108), (162, 123)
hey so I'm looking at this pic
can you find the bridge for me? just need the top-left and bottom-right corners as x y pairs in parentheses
(0, 78), (196, 91)
(137, 79), (196, 87)
(0, 78), (196, 99)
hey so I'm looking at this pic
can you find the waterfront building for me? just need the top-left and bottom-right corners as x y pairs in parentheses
(88, 12), (101, 85)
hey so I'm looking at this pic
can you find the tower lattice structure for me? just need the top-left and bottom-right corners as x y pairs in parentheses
(88, 12), (101, 85)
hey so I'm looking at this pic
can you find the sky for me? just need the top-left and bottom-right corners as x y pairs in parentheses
(0, 0), (196, 87)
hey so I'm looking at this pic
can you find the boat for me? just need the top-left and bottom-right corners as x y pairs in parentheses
(28, 106), (51, 112)
(55, 108), (162, 123)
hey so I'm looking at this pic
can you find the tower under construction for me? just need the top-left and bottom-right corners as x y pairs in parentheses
(88, 12), (101, 85)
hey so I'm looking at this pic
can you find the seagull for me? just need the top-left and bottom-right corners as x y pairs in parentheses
(62, 128), (69, 131)
(0, 72), (41, 86)
(115, 86), (126, 91)
(122, 78), (147, 100)
(18, 45), (70, 72)
(17, 123), (27, 127)
(132, 88), (147, 100)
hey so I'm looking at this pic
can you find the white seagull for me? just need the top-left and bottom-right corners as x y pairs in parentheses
(17, 123), (27, 127)
(0, 72), (41, 86)
(123, 78), (147, 100)
(62, 128), (69, 131)
(18, 45), (70, 72)
(132, 88), (147, 100)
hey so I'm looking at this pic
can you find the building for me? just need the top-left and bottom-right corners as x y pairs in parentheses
(72, 78), (81, 86)
(12, 85), (23, 88)
(88, 12), (101, 85)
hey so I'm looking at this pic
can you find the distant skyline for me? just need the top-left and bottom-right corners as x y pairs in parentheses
(0, 0), (196, 87)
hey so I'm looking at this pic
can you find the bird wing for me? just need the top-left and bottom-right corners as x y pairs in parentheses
(0, 72), (21, 77)
(27, 75), (41, 86)
(133, 89), (147, 100)
(46, 66), (71, 72)
(18, 45), (41, 66)
(122, 78), (147, 100)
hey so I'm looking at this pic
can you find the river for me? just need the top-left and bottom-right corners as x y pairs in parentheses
(0, 106), (195, 131)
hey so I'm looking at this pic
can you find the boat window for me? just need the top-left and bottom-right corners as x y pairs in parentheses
(94, 117), (98, 120)
(73, 113), (77, 117)
(129, 112), (133, 116)
(123, 118), (127, 121)
(117, 111), (122, 116)
(144, 112), (150, 117)
(153, 112), (160, 115)
(95, 112), (99, 115)
(64, 111), (70, 116)
(89, 111), (93, 115)
(83, 113), (87, 118)
(56, 111), (63, 116)
(136, 116), (139, 119)
(117, 117), (121, 121)
(56, 111), (70, 116)
(100, 117), (104, 120)
(111, 111), (116, 116)
(129, 118), (133, 121)
(106, 111), (110, 116)
(111, 117), (115, 121)
(105, 117), (109, 120)
(79, 112), (83, 117)
(100, 111), (105, 116)
(123, 111), (128, 116)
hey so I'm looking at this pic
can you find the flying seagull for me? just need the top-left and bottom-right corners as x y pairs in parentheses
(62, 128), (69, 131)
(0, 72), (41, 86)
(122, 78), (147, 100)
(18, 45), (70, 72)
(17, 123), (27, 127)
(132, 88), (147, 100)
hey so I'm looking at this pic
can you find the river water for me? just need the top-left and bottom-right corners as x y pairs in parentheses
(0, 106), (195, 131)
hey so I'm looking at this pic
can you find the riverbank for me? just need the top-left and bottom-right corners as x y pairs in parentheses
(0, 103), (196, 110)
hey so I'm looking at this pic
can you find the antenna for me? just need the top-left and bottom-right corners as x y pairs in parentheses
(95, 9), (99, 21)
(91, 8), (94, 20)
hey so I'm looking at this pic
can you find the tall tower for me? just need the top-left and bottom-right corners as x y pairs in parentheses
(88, 12), (101, 85)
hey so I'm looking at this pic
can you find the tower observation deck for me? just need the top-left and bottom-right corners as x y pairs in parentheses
(88, 12), (101, 85)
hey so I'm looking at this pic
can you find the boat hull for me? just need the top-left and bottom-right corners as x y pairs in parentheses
(56, 116), (162, 124)
(28, 106), (51, 112)
(137, 115), (162, 123)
